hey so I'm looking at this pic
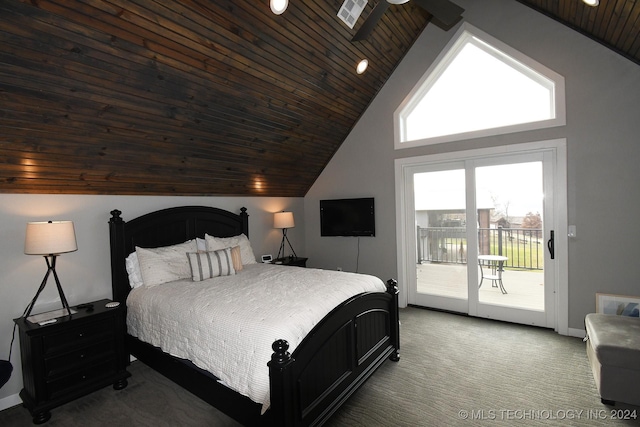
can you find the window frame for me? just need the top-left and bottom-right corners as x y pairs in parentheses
(394, 23), (566, 149)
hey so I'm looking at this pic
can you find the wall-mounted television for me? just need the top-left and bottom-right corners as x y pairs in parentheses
(320, 197), (375, 237)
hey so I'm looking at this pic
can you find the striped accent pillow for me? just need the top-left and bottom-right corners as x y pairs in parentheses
(187, 248), (236, 281)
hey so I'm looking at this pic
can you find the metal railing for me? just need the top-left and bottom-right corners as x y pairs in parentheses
(417, 226), (543, 270)
(417, 226), (467, 264)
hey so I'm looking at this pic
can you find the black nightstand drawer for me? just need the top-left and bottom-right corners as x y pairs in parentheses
(45, 339), (116, 377)
(46, 359), (117, 400)
(43, 320), (115, 355)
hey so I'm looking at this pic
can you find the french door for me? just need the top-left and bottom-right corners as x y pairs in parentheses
(396, 141), (567, 329)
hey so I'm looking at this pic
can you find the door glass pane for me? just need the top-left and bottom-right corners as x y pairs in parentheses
(475, 162), (544, 310)
(415, 170), (468, 300)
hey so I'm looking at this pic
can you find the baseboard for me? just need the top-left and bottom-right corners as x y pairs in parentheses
(0, 393), (22, 412)
(567, 327), (586, 338)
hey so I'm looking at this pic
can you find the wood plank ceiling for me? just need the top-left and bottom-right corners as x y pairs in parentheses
(0, 0), (431, 196)
(0, 0), (638, 196)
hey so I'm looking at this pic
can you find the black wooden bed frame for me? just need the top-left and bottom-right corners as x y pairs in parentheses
(109, 206), (400, 426)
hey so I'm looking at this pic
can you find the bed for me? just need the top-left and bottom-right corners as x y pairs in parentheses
(109, 205), (400, 426)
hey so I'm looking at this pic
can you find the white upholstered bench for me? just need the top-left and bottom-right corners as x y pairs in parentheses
(585, 313), (640, 406)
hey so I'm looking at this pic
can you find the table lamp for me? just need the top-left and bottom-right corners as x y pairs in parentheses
(23, 221), (77, 319)
(274, 211), (297, 259)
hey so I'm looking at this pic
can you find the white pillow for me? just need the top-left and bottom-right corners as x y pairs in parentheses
(205, 233), (257, 265)
(125, 252), (145, 289)
(124, 239), (206, 289)
(136, 240), (198, 287)
(187, 248), (236, 281)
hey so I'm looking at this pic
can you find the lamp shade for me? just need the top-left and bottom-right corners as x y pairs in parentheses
(24, 221), (78, 255)
(274, 211), (295, 229)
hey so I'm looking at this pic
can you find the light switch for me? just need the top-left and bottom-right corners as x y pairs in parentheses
(568, 225), (576, 237)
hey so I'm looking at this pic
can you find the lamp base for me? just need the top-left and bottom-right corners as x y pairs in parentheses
(276, 228), (297, 260)
(26, 307), (77, 325)
(24, 255), (72, 320)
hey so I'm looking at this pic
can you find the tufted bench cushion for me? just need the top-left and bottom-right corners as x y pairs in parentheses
(585, 313), (640, 406)
(586, 313), (640, 367)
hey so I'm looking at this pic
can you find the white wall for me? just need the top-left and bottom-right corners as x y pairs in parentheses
(305, 0), (640, 329)
(0, 194), (304, 404)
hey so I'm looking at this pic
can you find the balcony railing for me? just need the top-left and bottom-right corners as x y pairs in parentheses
(417, 226), (543, 270)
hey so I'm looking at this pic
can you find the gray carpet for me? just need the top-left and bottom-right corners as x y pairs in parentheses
(1, 307), (638, 426)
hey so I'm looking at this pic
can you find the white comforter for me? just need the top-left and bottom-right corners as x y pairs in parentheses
(126, 263), (386, 411)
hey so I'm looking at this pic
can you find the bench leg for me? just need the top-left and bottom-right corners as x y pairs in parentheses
(601, 398), (615, 406)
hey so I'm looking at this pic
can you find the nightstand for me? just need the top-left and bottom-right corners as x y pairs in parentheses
(14, 299), (130, 424)
(272, 256), (308, 267)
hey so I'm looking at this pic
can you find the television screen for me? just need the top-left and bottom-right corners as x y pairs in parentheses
(320, 198), (375, 237)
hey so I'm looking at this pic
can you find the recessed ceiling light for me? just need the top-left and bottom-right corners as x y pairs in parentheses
(270, 0), (288, 15)
(356, 59), (369, 74)
(583, 0), (599, 6)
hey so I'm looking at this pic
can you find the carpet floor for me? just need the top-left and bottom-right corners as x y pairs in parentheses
(1, 307), (638, 426)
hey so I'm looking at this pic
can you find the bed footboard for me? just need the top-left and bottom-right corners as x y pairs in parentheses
(268, 279), (400, 427)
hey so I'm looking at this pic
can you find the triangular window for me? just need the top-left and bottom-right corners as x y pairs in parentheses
(395, 24), (565, 149)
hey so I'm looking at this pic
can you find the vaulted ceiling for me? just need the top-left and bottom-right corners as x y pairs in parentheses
(518, 0), (640, 66)
(0, 0), (638, 196)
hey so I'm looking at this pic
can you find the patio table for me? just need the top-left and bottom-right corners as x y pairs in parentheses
(478, 255), (508, 294)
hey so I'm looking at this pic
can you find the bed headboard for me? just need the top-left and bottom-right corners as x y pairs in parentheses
(109, 206), (249, 304)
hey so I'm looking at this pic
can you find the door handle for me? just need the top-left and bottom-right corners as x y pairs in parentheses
(547, 230), (555, 260)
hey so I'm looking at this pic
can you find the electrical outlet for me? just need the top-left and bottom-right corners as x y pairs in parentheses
(337, 267), (343, 271)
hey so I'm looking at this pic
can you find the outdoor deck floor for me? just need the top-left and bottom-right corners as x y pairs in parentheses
(417, 262), (545, 311)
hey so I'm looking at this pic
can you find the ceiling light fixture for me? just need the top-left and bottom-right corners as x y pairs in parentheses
(582, 0), (599, 6)
(270, 0), (288, 15)
(356, 59), (369, 74)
